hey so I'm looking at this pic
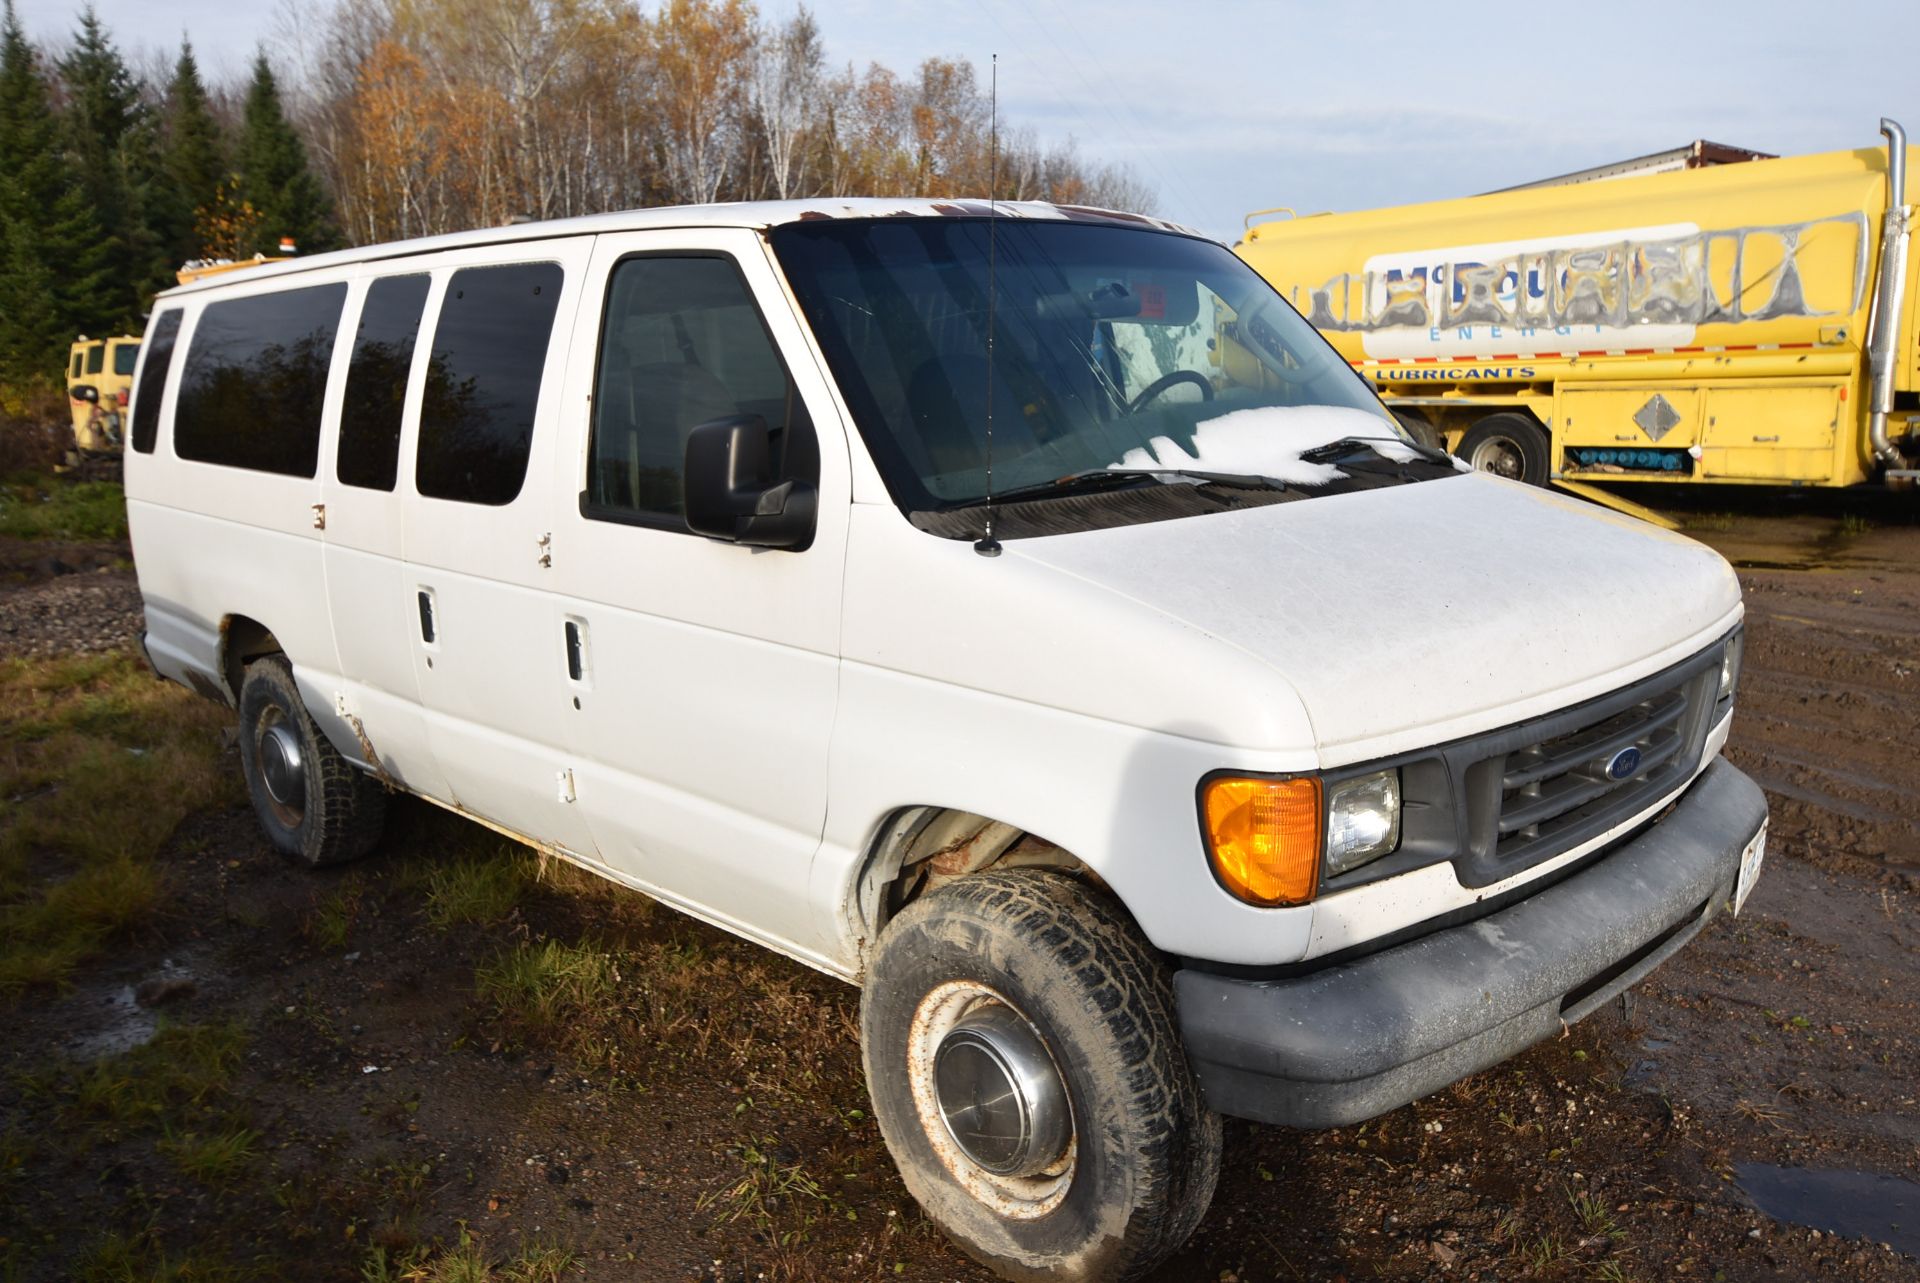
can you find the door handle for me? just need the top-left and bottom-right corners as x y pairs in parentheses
(417, 590), (437, 644)
(564, 619), (586, 682)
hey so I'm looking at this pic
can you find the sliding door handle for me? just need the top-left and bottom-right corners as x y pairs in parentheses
(417, 589), (437, 644)
(564, 619), (586, 682)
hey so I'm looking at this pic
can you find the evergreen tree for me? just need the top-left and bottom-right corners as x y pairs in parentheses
(237, 52), (337, 256)
(0, 0), (111, 388)
(57, 6), (155, 328)
(157, 39), (225, 264)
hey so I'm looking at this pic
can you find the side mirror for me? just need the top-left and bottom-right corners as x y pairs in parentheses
(683, 414), (817, 550)
(70, 384), (99, 403)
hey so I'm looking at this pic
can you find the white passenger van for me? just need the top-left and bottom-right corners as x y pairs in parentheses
(125, 200), (1769, 1282)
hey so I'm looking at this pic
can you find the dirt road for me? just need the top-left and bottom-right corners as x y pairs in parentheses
(0, 492), (1916, 1283)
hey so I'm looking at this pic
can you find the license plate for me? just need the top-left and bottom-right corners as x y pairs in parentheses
(1734, 822), (1767, 916)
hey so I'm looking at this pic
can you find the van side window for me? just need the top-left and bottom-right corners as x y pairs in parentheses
(175, 283), (348, 476)
(86, 345), (105, 375)
(70, 350), (84, 378)
(113, 343), (139, 376)
(338, 274), (431, 491)
(130, 310), (184, 454)
(415, 262), (564, 506)
(583, 255), (816, 527)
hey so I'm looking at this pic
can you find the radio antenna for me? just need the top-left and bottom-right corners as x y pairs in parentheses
(973, 52), (1003, 558)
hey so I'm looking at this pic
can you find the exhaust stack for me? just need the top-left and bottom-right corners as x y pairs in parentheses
(1865, 117), (1910, 464)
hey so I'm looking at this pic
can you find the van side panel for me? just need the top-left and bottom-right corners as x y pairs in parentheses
(126, 290), (344, 710)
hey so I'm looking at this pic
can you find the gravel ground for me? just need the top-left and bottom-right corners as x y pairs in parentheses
(0, 566), (144, 660)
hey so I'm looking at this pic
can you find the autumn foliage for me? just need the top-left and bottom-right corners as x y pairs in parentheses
(302, 0), (1151, 245)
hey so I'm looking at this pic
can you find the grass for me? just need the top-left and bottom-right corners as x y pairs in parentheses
(475, 937), (619, 1033)
(360, 1227), (576, 1283)
(0, 476), (128, 541)
(699, 1140), (830, 1233)
(307, 878), (366, 949)
(71, 1228), (242, 1283)
(62, 1021), (247, 1134)
(0, 651), (236, 998)
(424, 847), (532, 928)
(1838, 511), (1875, 537)
(158, 1123), (260, 1187)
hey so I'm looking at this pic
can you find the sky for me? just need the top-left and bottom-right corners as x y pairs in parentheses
(17, 0), (1920, 242)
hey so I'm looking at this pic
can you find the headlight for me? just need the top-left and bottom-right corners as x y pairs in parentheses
(1325, 769), (1401, 877)
(1718, 628), (1744, 703)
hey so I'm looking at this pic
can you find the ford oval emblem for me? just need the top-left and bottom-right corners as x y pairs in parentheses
(1606, 746), (1643, 780)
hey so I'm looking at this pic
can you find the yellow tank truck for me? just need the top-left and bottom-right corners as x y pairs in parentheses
(65, 333), (142, 454)
(1237, 120), (1918, 507)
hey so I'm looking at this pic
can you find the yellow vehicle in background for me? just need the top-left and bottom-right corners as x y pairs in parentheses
(66, 334), (142, 454)
(1238, 120), (1918, 502)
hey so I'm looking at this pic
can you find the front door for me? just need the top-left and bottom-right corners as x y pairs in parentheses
(548, 229), (850, 960)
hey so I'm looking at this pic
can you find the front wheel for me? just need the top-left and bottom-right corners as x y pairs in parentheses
(237, 656), (387, 867)
(1457, 412), (1550, 485)
(860, 869), (1222, 1283)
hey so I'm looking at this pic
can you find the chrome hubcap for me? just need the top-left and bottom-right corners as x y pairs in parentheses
(257, 711), (305, 826)
(907, 981), (1076, 1219)
(933, 1005), (1071, 1178)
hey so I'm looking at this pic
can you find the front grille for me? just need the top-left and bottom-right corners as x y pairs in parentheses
(1315, 632), (1737, 896)
(1454, 647), (1722, 887)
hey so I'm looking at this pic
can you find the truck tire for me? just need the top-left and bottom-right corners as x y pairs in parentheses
(1392, 409), (1444, 452)
(237, 656), (387, 867)
(1458, 413), (1550, 485)
(860, 869), (1222, 1283)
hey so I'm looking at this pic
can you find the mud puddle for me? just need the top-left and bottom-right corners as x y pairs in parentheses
(60, 956), (201, 1061)
(1738, 1163), (1920, 1258)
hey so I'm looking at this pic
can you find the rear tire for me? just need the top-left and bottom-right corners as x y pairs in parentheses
(860, 869), (1222, 1283)
(237, 656), (387, 867)
(1457, 412), (1550, 485)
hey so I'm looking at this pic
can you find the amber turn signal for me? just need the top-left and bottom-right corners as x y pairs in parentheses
(1202, 775), (1323, 906)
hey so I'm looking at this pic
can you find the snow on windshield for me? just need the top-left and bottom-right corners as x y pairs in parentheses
(1111, 404), (1420, 485)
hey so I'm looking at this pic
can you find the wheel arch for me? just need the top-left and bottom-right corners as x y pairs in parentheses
(220, 613), (284, 704)
(849, 806), (1095, 970)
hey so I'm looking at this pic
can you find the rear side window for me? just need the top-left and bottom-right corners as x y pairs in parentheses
(86, 345), (105, 374)
(338, 274), (431, 491)
(176, 283), (348, 476)
(70, 350), (84, 378)
(112, 344), (139, 376)
(416, 262), (564, 506)
(130, 311), (184, 454)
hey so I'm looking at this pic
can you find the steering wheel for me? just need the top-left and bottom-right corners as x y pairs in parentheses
(1127, 370), (1214, 415)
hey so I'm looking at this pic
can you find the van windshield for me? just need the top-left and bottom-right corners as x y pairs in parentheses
(771, 217), (1458, 536)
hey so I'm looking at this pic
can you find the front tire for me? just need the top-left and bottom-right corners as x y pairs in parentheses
(1457, 411), (1550, 485)
(237, 656), (387, 867)
(860, 870), (1222, 1283)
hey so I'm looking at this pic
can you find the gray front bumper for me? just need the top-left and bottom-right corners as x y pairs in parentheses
(1174, 757), (1768, 1128)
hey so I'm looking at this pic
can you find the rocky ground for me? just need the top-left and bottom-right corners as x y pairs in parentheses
(0, 487), (1915, 1283)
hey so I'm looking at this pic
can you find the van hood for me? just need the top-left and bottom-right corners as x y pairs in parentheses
(1008, 473), (1742, 763)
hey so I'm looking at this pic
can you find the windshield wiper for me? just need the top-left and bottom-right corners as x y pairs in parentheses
(944, 467), (1290, 510)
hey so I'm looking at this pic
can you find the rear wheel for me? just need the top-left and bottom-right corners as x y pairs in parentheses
(860, 869), (1222, 1283)
(1457, 412), (1550, 485)
(237, 656), (387, 867)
